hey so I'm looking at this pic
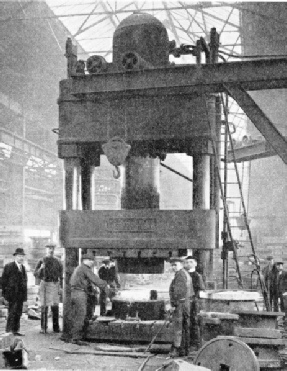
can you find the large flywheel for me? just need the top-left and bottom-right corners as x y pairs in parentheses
(194, 337), (260, 371)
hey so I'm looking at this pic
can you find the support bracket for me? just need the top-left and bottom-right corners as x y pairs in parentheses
(224, 84), (287, 165)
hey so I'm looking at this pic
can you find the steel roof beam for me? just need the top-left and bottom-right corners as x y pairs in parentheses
(171, 17), (196, 43)
(72, 2), (133, 37)
(100, 1), (118, 28)
(73, 1), (99, 37)
(201, 8), (240, 31)
(163, 2), (181, 45)
(179, 2), (207, 36)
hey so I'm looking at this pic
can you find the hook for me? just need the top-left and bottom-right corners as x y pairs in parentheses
(113, 166), (120, 179)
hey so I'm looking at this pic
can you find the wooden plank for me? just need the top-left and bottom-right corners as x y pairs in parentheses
(234, 311), (283, 329)
(202, 317), (221, 325)
(234, 327), (282, 339)
(199, 311), (239, 320)
(235, 337), (285, 346)
(252, 346), (281, 362)
(258, 359), (283, 368)
(235, 311), (284, 317)
(49, 346), (148, 358)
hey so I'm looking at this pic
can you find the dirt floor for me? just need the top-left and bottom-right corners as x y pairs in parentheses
(18, 317), (190, 371)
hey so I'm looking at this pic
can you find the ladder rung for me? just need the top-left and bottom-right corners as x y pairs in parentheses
(225, 196), (242, 199)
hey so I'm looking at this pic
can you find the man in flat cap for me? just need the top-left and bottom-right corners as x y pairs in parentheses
(169, 257), (192, 357)
(2, 248), (27, 336)
(184, 256), (205, 351)
(69, 252), (108, 345)
(34, 243), (63, 333)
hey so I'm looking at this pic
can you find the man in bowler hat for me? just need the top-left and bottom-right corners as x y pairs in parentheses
(2, 248), (27, 336)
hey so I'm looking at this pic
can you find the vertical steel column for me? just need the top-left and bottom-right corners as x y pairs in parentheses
(193, 154), (211, 282)
(121, 156), (160, 209)
(193, 155), (210, 210)
(63, 158), (80, 339)
(222, 102), (229, 289)
(119, 155), (161, 272)
(210, 97), (221, 249)
(81, 159), (95, 210)
(193, 94), (219, 283)
(209, 96), (221, 286)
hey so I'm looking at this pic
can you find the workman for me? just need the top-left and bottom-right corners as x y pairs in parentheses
(276, 261), (287, 312)
(86, 282), (99, 321)
(270, 263), (279, 311)
(69, 252), (108, 345)
(34, 243), (63, 334)
(262, 256), (277, 310)
(98, 258), (120, 315)
(169, 257), (191, 357)
(184, 256), (205, 351)
(2, 248), (27, 336)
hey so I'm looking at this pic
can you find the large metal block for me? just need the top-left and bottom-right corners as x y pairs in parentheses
(112, 299), (166, 320)
(235, 311), (284, 329)
(60, 209), (216, 252)
(86, 319), (173, 343)
(58, 91), (211, 144)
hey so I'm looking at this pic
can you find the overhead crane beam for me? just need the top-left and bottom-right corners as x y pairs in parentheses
(70, 57), (287, 98)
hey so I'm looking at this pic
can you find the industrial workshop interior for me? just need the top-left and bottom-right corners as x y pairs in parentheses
(1, 0), (287, 370)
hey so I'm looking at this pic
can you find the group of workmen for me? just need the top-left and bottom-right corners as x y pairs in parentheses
(1, 244), (204, 354)
(0, 245), (120, 344)
(261, 256), (287, 312)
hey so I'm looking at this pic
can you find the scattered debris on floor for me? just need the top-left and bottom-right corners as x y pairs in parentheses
(156, 359), (211, 371)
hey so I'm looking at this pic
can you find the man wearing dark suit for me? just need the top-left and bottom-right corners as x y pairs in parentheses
(98, 258), (120, 315)
(276, 261), (287, 312)
(169, 257), (191, 357)
(2, 248), (27, 336)
(184, 256), (205, 351)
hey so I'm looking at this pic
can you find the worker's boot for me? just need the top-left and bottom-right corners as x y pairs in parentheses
(40, 306), (48, 333)
(51, 305), (60, 333)
(99, 292), (107, 316)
